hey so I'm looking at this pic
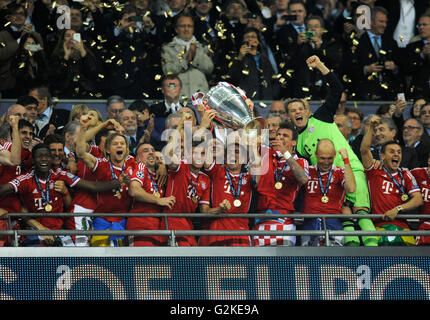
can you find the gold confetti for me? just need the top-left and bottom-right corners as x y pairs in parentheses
(116, 59), (123, 65)
(302, 87), (310, 92)
(125, 73), (129, 79)
(242, 70), (249, 75)
(131, 56), (136, 63)
(379, 50), (386, 55)
(259, 102), (267, 108)
(98, 74), (104, 78)
(381, 83), (388, 90)
(142, 92), (149, 98)
(155, 74), (162, 80)
(352, 39), (359, 46)
(19, 62), (25, 69)
(399, 35), (404, 42)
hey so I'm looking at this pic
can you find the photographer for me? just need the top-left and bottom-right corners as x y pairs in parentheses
(228, 27), (280, 100)
(350, 6), (402, 101)
(292, 15), (344, 99)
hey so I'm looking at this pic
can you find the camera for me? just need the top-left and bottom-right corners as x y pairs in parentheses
(242, 40), (250, 46)
(130, 16), (143, 22)
(305, 31), (315, 39)
(281, 15), (297, 21)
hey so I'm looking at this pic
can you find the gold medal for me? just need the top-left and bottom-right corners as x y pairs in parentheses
(275, 181), (283, 190)
(45, 204), (52, 212)
(233, 199), (242, 207)
(192, 196), (198, 203)
(154, 192), (160, 198)
(321, 195), (329, 204)
(115, 191), (121, 199)
(401, 194), (408, 202)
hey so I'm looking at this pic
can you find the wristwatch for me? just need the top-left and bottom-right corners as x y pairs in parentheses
(396, 205), (404, 213)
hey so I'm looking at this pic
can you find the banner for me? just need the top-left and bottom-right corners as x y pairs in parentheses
(0, 256), (429, 300)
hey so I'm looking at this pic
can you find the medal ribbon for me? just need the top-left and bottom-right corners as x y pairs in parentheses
(383, 167), (406, 195)
(147, 167), (160, 194)
(34, 171), (51, 206)
(274, 158), (289, 182)
(225, 169), (243, 200)
(190, 171), (199, 198)
(317, 167), (333, 197)
(110, 161), (125, 192)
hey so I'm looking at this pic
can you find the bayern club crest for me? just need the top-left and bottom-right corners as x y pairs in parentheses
(308, 126), (315, 133)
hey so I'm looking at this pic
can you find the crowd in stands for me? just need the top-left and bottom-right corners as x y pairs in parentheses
(0, 0), (429, 101)
(0, 0), (429, 247)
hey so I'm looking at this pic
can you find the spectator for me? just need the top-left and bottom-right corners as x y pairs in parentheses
(0, 3), (43, 98)
(404, 13), (430, 100)
(334, 113), (352, 140)
(265, 114), (282, 143)
(402, 118), (430, 168)
(119, 109), (140, 156)
(29, 86), (70, 138)
(350, 6), (402, 101)
(69, 104), (90, 123)
(419, 102), (430, 137)
(4, 104), (28, 123)
(275, 0), (308, 68)
(336, 92), (348, 115)
(106, 95), (126, 121)
(16, 95), (40, 124)
(410, 97), (427, 119)
(228, 27), (280, 100)
(63, 121), (80, 158)
(10, 32), (48, 97)
(149, 75), (186, 150)
(345, 107), (364, 144)
(269, 100), (289, 122)
(377, 0), (428, 48)
(293, 14), (344, 99)
(105, 5), (161, 98)
(161, 13), (214, 98)
(372, 117), (418, 169)
(49, 29), (100, 99)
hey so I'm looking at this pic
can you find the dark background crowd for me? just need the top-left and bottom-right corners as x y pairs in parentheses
(0, 0), (429, 102)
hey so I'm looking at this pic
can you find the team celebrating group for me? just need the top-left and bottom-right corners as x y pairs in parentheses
(0, 55), (429, 248)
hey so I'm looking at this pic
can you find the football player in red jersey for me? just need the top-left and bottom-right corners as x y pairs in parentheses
(162, 140), (211, 246)
(301, 139), (356, 246)
(0, 116), (23, 245)
(199, 141), (255, 246)
(76, 116), (136, 247)
(0, 143), (130, 246)
(361, 116), (423, 246)
(127, 143), (176, 246)
(253, 121), (309, 246)
(411, 157), (430, 245)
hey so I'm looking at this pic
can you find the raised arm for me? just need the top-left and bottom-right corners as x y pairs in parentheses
(0, 116), (21, 166)
(360, 115), (379, 170)
(76, 117), (98, 171)
(339, 148), (356, 194)
(74, 173), (130, 193)
(308, 55), (344, 123)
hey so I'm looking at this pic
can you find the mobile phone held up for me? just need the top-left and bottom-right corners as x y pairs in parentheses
(73, 33), (81, 42)
(305, 31), (315, 39)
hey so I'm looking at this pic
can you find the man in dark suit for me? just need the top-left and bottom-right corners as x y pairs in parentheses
(376, 0), (430, 47)
(402, 117), (430, 168)
(372, 117), (418, 169)
(149, 75), (185, 151)
(29, 86), (70, 139)
(350, 6), (402, 101)
(404, 13), (430, 100)
(274, 0), (308, 97)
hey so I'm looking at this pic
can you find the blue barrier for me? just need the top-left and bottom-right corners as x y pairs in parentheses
(0, 247), (429, 300)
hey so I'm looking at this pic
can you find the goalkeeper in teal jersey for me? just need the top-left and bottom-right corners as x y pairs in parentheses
(287, 55), (378, 246)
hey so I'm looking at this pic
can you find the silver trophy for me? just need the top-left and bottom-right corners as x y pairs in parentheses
(204, 82), (265, 136)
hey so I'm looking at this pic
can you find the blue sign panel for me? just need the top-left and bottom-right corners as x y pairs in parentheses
(0, 256), (429, 300)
